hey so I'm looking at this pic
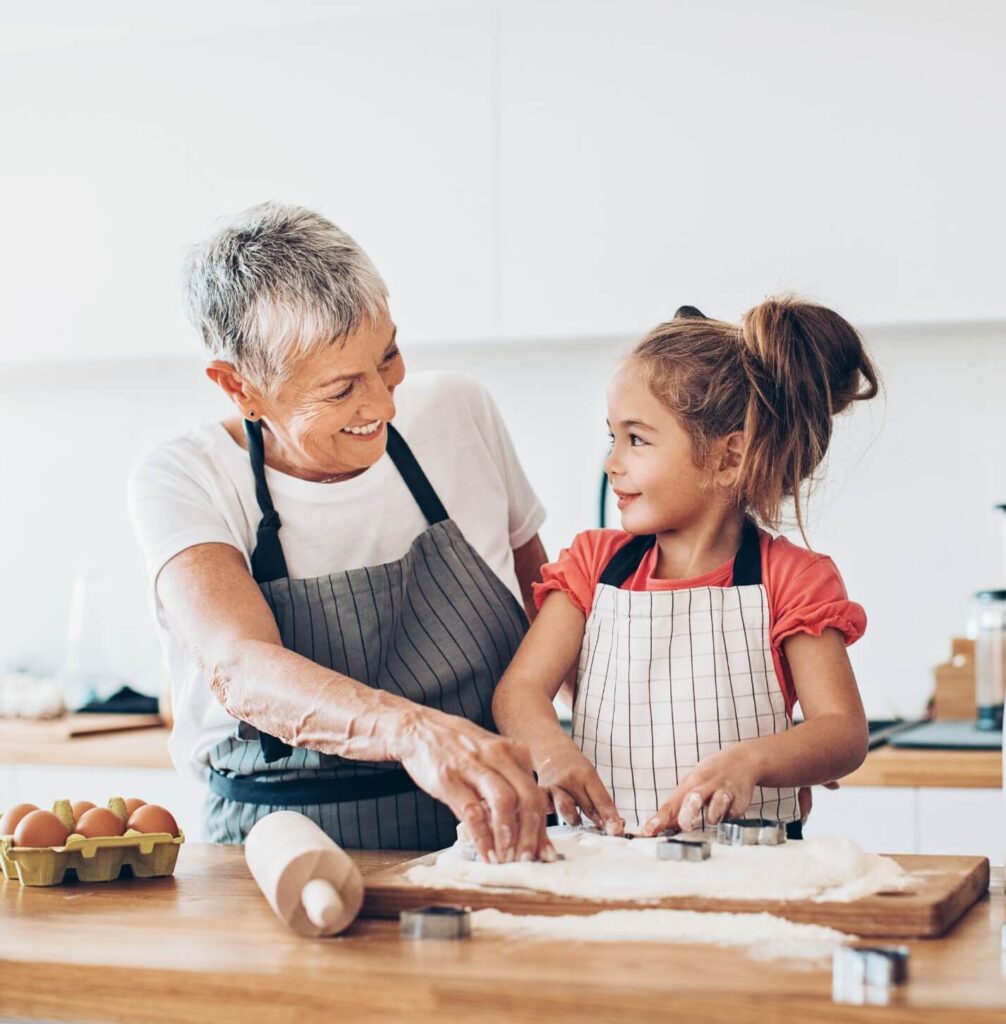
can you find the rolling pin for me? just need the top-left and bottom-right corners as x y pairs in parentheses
(245, 811), (364, 937)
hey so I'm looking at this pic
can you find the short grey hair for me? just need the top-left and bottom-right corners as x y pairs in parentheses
(183, 202), (388, 393)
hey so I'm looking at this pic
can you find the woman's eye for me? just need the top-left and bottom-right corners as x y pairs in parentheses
(329, 384), (354, 402)
(629, 433), (647, 447)
(381, 348), (401, 366)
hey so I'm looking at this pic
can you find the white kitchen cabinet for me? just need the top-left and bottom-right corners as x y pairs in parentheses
(0, 2), (497, 365)
(498, 0), (1006, 336)
(801, 784), (915, 854)
(1, 765), (206, 841)
(916, 788), (1005, 864)
(804, 783), (1004, 862)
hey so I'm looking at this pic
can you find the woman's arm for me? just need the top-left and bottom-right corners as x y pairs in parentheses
(158, 542), (552, 862)
(512, 532), (547, 624)
(493, 591), (623, 832)
(641, 627), (868, 834)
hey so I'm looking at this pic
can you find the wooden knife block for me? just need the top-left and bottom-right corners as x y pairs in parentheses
(932, 637), (976, 721)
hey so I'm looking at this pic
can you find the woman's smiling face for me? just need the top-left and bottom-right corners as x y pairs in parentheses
(604, 359), (716, 535)
(248, 309), (405, 480)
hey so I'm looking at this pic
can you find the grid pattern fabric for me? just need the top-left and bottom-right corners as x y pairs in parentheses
(571, 581), (800, 828)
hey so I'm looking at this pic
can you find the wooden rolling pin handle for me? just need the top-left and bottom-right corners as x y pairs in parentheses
(244, 811), (364, 938)
(301, 877), (344, 930)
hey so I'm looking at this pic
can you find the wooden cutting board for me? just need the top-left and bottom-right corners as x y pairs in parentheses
(362, 852), (990, 938)
(63, 714), (163, 738)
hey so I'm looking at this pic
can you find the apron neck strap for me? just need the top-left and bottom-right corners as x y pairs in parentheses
(730, 520), (763, 586)
(597, 520), (763, 588)
(244, 420), (289, 583)
(385, 423), (449, 525)
(598, 534), (657, 586)
(243, 420), (450, 584)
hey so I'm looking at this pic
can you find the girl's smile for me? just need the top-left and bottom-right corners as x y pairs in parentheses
(612, 489), (640, 510)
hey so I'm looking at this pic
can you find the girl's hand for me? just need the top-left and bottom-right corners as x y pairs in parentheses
(641, 745), (761, 836)
(535, 742), (624, 835)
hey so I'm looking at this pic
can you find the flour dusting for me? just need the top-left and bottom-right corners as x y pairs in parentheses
(472, 907), (854, 960)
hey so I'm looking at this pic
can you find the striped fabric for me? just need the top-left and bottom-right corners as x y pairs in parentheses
(572, 581), (800, 829)
(205, 519), (528, 848)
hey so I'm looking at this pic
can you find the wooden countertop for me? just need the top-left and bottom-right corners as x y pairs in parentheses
(843, 746), (1002, 788)
(2, 844), (1005, 1023)
(0, 717), (173, 770)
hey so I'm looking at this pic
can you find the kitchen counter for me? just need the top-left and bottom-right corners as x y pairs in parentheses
(0, 716), (173, 770)
(2, 844), (1005, 1023)
(843, 745), (1001, 789)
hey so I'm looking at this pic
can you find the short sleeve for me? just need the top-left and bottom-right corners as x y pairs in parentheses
(531, 530), (631, 616)
(461, 376), (546, 548)
(768, 552), (867, 649)
(126, 445), (244, 623)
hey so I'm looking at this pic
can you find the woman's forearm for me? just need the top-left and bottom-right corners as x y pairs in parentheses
(207, 637), (419, 763)
(744, 713), (869, 789)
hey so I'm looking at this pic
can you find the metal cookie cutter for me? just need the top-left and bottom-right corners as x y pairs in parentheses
(833, 946), (910, 1005)
(400, 905), (472, 940)
(657, 837), (711, 862)
(715, 818), (787, 847)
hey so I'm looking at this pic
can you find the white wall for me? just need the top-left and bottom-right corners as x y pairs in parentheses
(1, 0), (1004, 363)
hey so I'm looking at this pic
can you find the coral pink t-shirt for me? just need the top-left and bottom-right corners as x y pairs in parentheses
(532, 528), (866, 715)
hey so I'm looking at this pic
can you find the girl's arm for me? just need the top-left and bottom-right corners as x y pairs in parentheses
(641, 627), (868, 835)
(493, 591), (624, 834)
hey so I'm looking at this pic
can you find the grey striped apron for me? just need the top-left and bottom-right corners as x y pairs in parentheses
(204, 420), (529, 848)
(571, 521), (802, 838)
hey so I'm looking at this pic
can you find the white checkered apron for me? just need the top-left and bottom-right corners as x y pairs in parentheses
(571, 570), (800, 829)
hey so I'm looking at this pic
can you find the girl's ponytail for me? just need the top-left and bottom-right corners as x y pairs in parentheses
(736, 297), (879, 536)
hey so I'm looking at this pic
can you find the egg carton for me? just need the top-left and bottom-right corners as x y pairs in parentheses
(0, 829), (185, 886)
(0, 797), (185, 886)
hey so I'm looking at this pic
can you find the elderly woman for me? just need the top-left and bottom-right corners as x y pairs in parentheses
(128, 202), (553, 862)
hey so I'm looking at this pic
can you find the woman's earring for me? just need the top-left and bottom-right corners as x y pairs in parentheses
(246, 410), (256, 420)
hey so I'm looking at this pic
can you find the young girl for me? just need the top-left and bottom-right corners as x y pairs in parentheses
(493, 297), (878, 839)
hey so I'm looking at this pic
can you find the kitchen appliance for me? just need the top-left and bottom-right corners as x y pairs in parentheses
(973, 589), (1006, 731)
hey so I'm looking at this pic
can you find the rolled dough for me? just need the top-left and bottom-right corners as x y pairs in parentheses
(407, 826), (909, 903)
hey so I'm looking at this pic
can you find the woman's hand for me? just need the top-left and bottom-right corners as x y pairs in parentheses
(535, 740), (624, 835)
(396, 706), (555, 863)
(641, 744), (761, 836)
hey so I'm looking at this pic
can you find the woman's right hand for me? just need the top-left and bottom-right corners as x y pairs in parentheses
(396, 707), (555, 863)
(534, 740), (624, 835)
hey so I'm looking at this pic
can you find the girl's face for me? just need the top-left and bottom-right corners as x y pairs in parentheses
(604, 359), (721, 535)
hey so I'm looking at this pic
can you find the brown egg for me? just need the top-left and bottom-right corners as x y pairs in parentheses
(74, 807), (126, 838)
(71, 800), (96, 823)
(13, 810), (70, 848)
(127, 804), (178, 836)
(123, 797), (146, 816)
(0, 803), (38, 836)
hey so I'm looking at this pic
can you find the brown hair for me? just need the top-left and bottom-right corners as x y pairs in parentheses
(632, 296), (879, 539)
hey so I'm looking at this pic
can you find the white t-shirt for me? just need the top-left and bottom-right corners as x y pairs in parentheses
(127, 371), (546, 781)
